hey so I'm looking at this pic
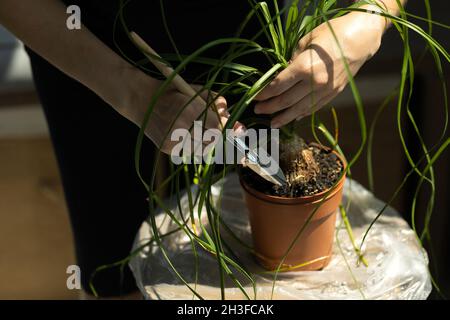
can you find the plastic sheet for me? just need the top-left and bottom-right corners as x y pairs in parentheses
(130, 173), (431, 300)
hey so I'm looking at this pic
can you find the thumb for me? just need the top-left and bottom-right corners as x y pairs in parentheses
(206, 93), (246, 132)
(195, 89), (229, 129)
(192, 86), (245, 132)
(191, 85), (227, 113)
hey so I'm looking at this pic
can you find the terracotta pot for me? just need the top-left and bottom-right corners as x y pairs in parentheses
(239, 145), (346, 271)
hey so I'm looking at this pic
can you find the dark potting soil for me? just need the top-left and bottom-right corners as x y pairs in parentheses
(241, 144), (343, 198)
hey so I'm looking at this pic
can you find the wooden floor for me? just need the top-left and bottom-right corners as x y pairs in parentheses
(0, 137), (78, 299)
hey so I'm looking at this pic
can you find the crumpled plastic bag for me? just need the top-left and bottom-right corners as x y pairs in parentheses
(130, 174), (431, 300)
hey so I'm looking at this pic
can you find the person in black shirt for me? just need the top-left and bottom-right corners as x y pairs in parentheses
(0, 0), (405, 298)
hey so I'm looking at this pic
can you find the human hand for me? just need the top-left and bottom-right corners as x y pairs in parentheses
(254, 10), (386, 128)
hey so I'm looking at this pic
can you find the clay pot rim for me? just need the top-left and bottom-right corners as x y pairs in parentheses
(239, 143), (347, 205)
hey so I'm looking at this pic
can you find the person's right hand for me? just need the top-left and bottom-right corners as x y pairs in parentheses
(118, 70), (231, 155)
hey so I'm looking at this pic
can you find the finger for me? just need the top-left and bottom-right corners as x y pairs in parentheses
(197, 94), (228, 131)
(254, 80), (310, 114)
(189, 87), (246, 133)
(299, 92), (337, 119)
(255, 46), (327, 102)
(188, 88), (226, 127)
(254, 48), (332, 118)
(204, 107), (226, 130)
(212, 98), (246, 132)
(201, 92), (246, 132)
(297, 47), (333, 82)
(254, 60), (305, 101)
(291, 31), (315, 60)
(198, 89), (224, 108)
(196, 88), (227, 112)
(270, 91), (335, 128)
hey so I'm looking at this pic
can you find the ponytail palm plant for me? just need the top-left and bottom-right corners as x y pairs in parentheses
(90, 0), (450, 299)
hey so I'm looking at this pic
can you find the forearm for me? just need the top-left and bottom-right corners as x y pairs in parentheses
(0, 0), (154, 118)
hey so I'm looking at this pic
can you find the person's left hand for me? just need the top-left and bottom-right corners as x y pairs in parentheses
(254, 10), (386, 128)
